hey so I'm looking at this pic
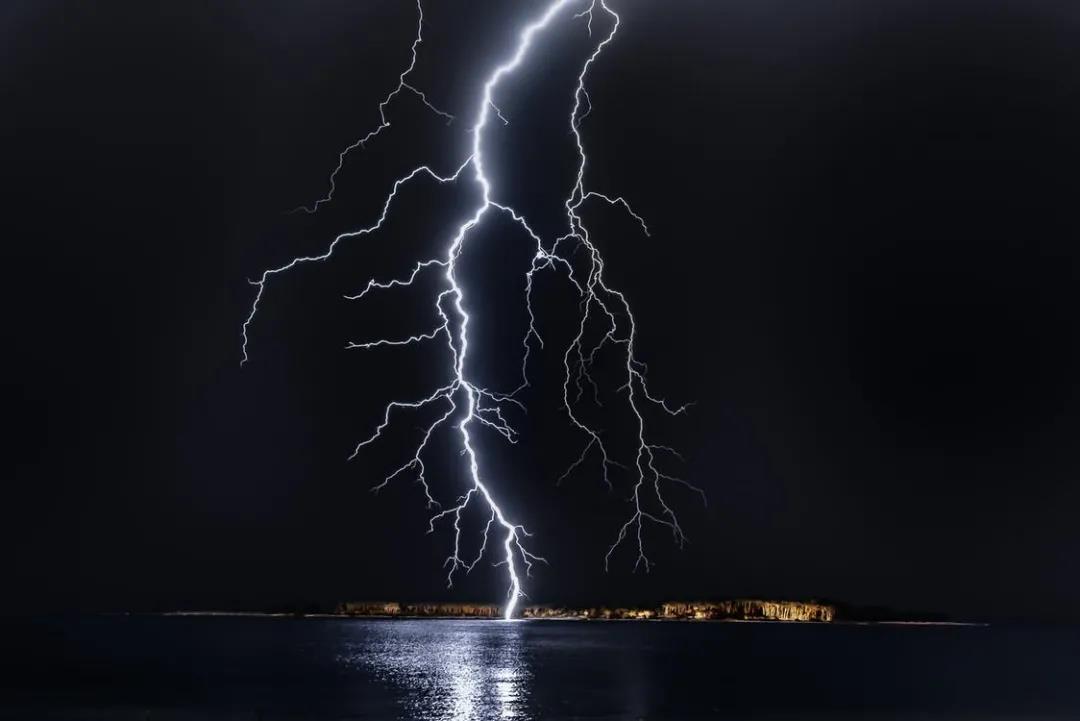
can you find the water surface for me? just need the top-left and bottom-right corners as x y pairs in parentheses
(2, 616), (1078, 719)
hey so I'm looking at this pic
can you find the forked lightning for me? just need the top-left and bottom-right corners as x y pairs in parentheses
(242, 0), (704, 620)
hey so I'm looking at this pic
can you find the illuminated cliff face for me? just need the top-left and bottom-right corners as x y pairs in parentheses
(407, 604), (501, 618)
(337, 602), (500, 618)
(519, 601), (835, 621)
(521, 607), (658, 620)
(338, 601), (402, 616)
(335, 599), (835, 621)
(659, 600), (835, 622)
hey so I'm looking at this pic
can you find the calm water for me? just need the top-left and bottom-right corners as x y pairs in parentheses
(1, 616), (1078, 719)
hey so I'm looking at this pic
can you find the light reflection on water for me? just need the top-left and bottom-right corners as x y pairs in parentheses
(4, 617), (1079, 719)
(340, 620), (530, 720)
(327, 618), (1080, 720)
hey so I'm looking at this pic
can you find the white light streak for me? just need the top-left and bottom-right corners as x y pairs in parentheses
(243, 0), (703, 619)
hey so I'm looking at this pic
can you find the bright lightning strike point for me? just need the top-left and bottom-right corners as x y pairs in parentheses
(242, 0), (703, 621)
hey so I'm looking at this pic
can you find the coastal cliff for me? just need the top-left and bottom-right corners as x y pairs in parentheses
(336, 601), (500, 618)
(335, 599), (836, 621)
(523, 600), (835, 622)
(660, 600), (835, 622)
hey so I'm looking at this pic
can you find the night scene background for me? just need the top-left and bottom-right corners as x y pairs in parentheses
(5, 0), (1080, 627)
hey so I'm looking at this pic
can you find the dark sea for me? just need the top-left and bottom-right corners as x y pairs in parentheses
(1, 616), (1078, 720)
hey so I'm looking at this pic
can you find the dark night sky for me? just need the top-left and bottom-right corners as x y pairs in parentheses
(4, 0), (1080, 621)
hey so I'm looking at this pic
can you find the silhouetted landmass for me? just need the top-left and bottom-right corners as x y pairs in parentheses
(150, 599), (961, 623)
(337, 601), (501, 618)
(333, 599), (840, 621)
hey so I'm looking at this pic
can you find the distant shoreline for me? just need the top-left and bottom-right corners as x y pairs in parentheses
(136, 609), (985, 627)
(98, 598), (982, 625)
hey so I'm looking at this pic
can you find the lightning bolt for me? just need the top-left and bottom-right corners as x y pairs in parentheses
(242, 0), (704, 620)
(292, 0), (454, 216)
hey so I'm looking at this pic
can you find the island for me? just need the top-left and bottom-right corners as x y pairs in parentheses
(334, 599), (838, 622)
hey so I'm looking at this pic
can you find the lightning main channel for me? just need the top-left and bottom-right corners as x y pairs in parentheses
(242, 0), (703, 619)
